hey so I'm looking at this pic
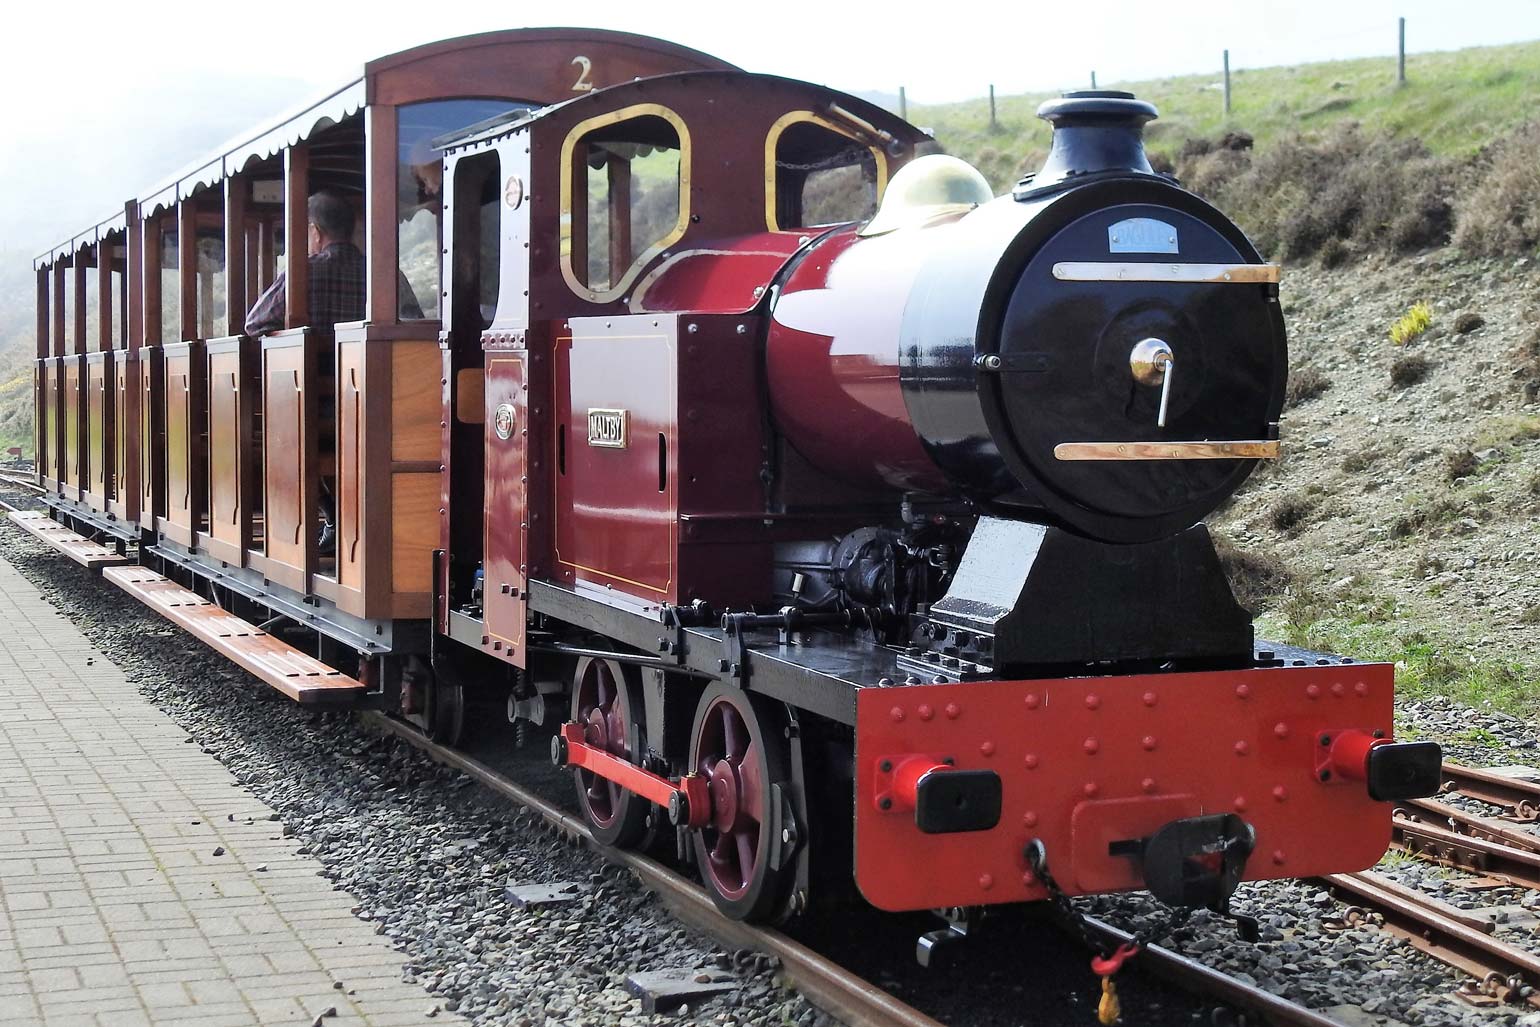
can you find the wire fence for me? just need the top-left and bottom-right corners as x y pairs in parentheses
(897, 17), (1412, 129)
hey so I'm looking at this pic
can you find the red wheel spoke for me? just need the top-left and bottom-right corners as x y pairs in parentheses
(711, 832), (732, 868)
(735, 831), (755, 886)
(739, 742), (764, 822)
(721, 705), (745, 761)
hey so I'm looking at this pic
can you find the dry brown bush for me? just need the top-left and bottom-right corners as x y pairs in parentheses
(1212, 535), (1294, 612)
(1452, 122), (1540, 257)
(1268, 493), (1318, 534)
(1285, 365), (1330, 408)
(1390, 353), (1433, 389)
(1176, 123), (1453, 263)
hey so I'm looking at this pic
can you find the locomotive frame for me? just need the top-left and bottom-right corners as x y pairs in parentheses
(25, 27), (1441, 939)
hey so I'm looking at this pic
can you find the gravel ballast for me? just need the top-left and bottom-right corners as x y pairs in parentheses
(6, 503), (1540, 1027)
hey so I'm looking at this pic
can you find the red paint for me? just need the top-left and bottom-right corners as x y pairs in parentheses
(853, 662), (1398, 912)
(873, 754), (950, 813)
(1318, 729), (1387, 784)
(765, 225), (948, 492)
(557, 722), (711, 829)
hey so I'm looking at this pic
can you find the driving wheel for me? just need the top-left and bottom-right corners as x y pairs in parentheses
(571, 656), (650, 848)
(689, 683), (793, 921)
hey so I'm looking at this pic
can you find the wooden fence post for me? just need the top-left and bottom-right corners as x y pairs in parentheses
(1398, 17), (1407, 86)
(1223, 49), (1232, 115)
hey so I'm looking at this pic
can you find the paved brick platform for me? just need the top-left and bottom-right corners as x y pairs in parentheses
(0, 549), (465, 1026)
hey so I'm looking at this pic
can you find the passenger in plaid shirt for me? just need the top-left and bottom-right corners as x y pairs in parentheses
(243, 190), (365, 336)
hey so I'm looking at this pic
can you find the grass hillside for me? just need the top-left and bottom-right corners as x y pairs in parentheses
(0, 255), (35, 456)
(914, 39), (1540, 191)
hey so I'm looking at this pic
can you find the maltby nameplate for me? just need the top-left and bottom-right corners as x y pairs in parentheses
(587, 408), (629, 448)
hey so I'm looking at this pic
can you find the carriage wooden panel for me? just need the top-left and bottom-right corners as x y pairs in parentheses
(138, 347), (165, 531)
(36, 360), (53, 490)
(205, 336), (257, 565)
(63, 357), (82, 501)
(84, 352), (111, 509)
(256, 330), (316, 594)
(109, 349), (140, 523)
(334, 326), (439, 621)
(161, 342), (206, 547)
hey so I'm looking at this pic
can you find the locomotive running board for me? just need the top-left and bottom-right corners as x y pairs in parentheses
(7, 510), (130, 570)
(101, 566), (365, 704)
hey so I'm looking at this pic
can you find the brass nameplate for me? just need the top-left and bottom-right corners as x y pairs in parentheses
(587, 408), (629, 449)
(1055, 440), (1280, 461)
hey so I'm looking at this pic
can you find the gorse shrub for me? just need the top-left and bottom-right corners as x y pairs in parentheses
(1390, 303), (1433, 345)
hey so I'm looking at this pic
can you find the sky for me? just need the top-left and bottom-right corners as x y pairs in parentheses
(5, 0), (1540, 254)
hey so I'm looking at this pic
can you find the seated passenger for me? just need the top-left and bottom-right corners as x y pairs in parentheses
(244, 190), (363, 558)
(244, 190), (365, 337)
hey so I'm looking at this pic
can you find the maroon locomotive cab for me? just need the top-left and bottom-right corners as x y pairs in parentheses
(483, 352), (531, 665)
(554, 314), (769, 610)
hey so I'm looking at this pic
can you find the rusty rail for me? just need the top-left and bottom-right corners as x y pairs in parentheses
(1323, 871), (1540, 1008)
(1441, 763), (1540, 822)
(1080, 917), (1344, 1027)
(360, 711), (944, 1027)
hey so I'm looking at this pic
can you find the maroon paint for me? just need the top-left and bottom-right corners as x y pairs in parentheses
(633, 232), (806, 314)
(765, 225), (950, 493)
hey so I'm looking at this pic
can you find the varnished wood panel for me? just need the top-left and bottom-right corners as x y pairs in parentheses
(260, 339), (311, 588)
(85, 354), (110, 508)
(336, 340), (365, 594)
(391, 472), (438, 594)
(64, 359), (81, 496)
(161, 343), (205, 546)
(207, 343), (247, 559)
(391, 340), (440, 462)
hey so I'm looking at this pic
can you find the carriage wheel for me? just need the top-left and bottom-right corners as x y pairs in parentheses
(689, 683), (793, 922)
(571, 656), (650, 848)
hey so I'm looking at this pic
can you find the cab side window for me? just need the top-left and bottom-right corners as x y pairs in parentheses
(770, 117), (884, 230)
(563, 108), (688, 302)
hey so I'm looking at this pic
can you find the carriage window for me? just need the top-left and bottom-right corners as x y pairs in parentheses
(160, 224), (180, 345)
(769, 117), (884, 231)
(563, 108), (688, 301)
(83, 252), (100, 349)
(398, 99), (533, 322)
(197, 225), (226, 340)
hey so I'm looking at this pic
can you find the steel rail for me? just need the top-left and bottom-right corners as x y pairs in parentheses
(1392, 808), (1540, 890)
(367, 711), (1355, 1027)
(1323, 871), (1540, 1007)
(1441, 763), (1540, 822)
(359, 711), (945, 1027)
(0, 473), (45, 495)
(1079, 917), (1344, 1027)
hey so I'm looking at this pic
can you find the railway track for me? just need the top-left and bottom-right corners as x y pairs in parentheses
(363, 709), (1347, 1027)
(1314, 761), (1540, 1011)
(1, 511), (1519, 1026)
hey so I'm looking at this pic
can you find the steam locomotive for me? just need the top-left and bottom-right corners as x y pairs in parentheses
(27, 30), (1439, 949)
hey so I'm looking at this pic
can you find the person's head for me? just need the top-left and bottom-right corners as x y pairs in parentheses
(307, 190), (355, 255)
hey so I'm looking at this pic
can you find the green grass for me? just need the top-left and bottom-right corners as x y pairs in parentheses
(913, 39), (1540, 190)
(1259, 592), (1540, 717)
